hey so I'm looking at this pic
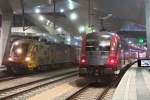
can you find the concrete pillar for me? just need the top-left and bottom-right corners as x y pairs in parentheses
(0, 0), (13, 66)
(146, 0), (150, 58)
(0, 13), (13, 65)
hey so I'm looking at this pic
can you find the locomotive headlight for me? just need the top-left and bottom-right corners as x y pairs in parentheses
(8, 57), (13, 61)
(16, 48), (23, 54)
(14, 41), (19, 46)
(25, 57), (31, 62)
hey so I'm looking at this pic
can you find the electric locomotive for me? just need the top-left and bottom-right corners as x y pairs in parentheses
(79, 31), (122, 81)
(5, 37), (78, 74)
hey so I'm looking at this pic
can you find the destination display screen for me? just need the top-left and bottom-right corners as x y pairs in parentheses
(138, 59), (150, 67)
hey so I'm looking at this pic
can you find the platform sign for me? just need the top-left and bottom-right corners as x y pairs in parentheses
(138, 59), (150, 67)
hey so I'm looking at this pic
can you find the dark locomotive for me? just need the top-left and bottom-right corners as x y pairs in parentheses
(4, 35), (79, 74)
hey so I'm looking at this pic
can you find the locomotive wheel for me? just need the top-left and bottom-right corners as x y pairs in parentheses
(11, 67), (19, 74)
(6, 66), (13, 74)
(6, 66), (20, 74)
(7, 66), (26, 74)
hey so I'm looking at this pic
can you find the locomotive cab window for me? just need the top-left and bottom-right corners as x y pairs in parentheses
(11, 41), (29, 56)
(99, 45), (110, 51)
(99, 41), (110, 51)
(86, 34), (111, 52)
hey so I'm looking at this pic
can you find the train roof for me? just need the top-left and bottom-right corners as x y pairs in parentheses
(88, 31), (116, 36)
(87, 31), (120, 39)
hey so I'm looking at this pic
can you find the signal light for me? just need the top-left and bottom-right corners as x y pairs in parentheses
(138, 38), (144, 44)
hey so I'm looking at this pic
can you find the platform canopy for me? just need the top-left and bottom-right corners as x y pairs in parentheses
(0, 0), (145, 34)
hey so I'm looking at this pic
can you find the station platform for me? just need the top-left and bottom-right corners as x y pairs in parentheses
(112, 63), (150, 100)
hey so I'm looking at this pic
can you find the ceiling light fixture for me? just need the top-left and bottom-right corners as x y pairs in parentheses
(79, 26), (85, 33)
(68, 3), (74, 10)
(57, 27), (62, 32)
(35, 8), (40, 13)
(70, 12), (78, 20)
(39, 15), (44, 21)
(60, 9), (64, 13)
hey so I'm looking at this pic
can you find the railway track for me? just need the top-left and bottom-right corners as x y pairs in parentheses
(66, 63), (131, 100)
(66, 78), (120, 100)
(0, 71), (78, 100)
(0, 76), (17, 82)
(66, 82), (109, 100)
(0, 73), (40, 82)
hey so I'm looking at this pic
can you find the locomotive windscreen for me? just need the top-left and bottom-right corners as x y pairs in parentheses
(86, 33), (111, 51)
(11, 41), (29, 57)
